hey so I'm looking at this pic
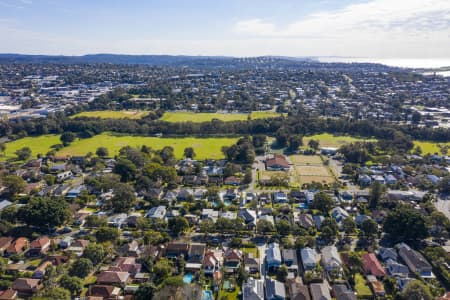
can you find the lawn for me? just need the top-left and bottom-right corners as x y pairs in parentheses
(1, 134), (62, 161)
(160, 111), (284, 123)
(71, 110), (150, 119)
(304, 133), (376, 148)
(354, 273), (373, 298)
(57, 133), (238, 160)
(289, 154), (323, 165)
(242, 247), (259, 258)
(413, 141), (450, 155)
(3, 133), (238, 161)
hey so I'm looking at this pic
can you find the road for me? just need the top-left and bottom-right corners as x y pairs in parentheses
(257, 242), (267, 278)
(435, 195), (450, 220)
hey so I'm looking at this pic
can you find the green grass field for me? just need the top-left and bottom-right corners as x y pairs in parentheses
(2, 133), (238, 161)
(304, 133), (376, 148)
(57, 133), (237, 160)
(355, 273), (373, 297)
(71, 110), (150, 119)
(159, 111), (284, 123)
(1, 135), (62, 160)
(413, 141), (450, 155)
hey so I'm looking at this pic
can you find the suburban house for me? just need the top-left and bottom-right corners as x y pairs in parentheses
(266, 243), (282, 270)
(5, 238), (28, 256)
(273, 191), (288, 203)
(88, 285), (121, 299)
(28, 236), (51, 257)
(265, 278), (286, 300)
(321, 246), (342, 273)
(310, 283), (331, 300)
(362, 253), (386, 278)
(12, 278), (40, 296)
(243, 277), (264, 300)
(266, 154), (290, 171)
(379, 247), (398, 262)
(186, 243), (206, 271)
(301, 247), (318, 271)
(96, 271), (130, 287)
(0, 237), (12, 256)
(297, 213), (314, 229)
(224, 248), (243, 272)
(286, 278), (311, 300)
(244, 254), (259, 275)
(386, 259), (409, 277)
(397, 243), (433, 278)
(203, 251), (220, 275)
(201, 209), (219, 222)
(332, 284), (356, 300)
(282, 249), (299, 274)
(146, 205), (167, 220)
(165, 242), (189, 259)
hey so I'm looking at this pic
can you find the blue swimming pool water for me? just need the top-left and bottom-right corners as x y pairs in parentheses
(202, 290), (213, 300)
(183, 273), (193, 284)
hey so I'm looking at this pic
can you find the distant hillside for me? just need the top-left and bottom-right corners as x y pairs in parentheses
(0, 53), (399, 71)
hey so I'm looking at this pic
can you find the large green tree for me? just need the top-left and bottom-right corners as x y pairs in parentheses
(383, 207), (428, 242)
(82, 243), (106, 265)
(69, 258), (93, 278)
(2, 175), (26, 196)
(312, 192), (334, 215)
(18, 197), (71, 228)
(111, 183), (136, 213)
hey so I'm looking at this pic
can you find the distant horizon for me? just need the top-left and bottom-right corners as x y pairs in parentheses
(1, 52), (450, 69)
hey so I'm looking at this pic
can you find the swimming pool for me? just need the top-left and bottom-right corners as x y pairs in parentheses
(201, 290), (213, 300)
(183, 273), (193, 284)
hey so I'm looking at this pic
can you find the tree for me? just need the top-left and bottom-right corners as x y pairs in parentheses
(18, 197), (71, 228)
(60, 132), (76, 146)
(2, 175), (26, 196)
(96, 227), (119, 243)
(0, 143), (5, 156)
(15, 146), (32, 160)
(275, 128), (289, 148)
(276, 265), (289, 282)
(383, 207), (428, 242)
(276, 220), (292, 235)
(85, 215), (107, 228)
(288, 135), (303, 151)
(311, 192), (334, 215)
(369, 181), (385, 209)
(342, 217), (356, 235)
(69, 258), (93, 278)
(402, 280), (433, 300)
(59, 275), (82, 296)
(347, 252), (363, 279)
(183, 147), (195, 159)
(361, 219), (378, 239)
(308, 139), (320, 150)
(32, 287), (70, 300)
(153, 258), (173, 284)
(114, 158), (137, 182)
(200, 220), (215, 234)
(168, 216), (189, 236)
(134, 282), (156, 300)
(111, 183), (136, 213)
(82, 243), (106, 265)
(257, 219), (274, 234)
(96, 147), (109, 157)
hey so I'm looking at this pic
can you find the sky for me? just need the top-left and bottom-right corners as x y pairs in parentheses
(0, 0), (449, 60)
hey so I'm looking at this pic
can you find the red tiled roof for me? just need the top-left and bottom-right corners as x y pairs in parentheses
(362, 253), (386, 277)
(266, 154), (290, 168)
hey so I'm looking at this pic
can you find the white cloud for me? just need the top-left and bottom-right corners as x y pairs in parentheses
(231, 0), (450, 59)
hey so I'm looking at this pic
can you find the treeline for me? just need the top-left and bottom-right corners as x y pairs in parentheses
(1, 112), (449, 143)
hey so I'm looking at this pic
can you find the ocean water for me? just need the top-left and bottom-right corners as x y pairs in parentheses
(317, 57), (450, 69)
